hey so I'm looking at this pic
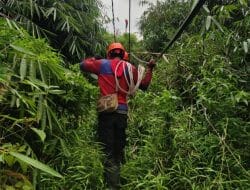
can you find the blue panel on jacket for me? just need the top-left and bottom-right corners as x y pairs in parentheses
(100, 60), (113, 74)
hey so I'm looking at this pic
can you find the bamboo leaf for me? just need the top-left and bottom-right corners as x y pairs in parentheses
(23, 80), (41, 90)
(30, 0), (34, 18)
(41, 106), (47, 130)
(211, 16), (224, 33)
(0, 154), (4, 163)
(47, 105), (62, 131)
(16, 98), (20, 108)
(206, 16), (211, 31)
(37, 94), (43, 121)
(6, 186), (15, 190)
(38, 62), (45, 82)
(10, 44), (35, 56)
(48, 89), (65, 95)
(203, 5), (210, 13)
(29, 60), (36, 79)
(239, 0), (247, 6)
(46, 106), (52, 130)
(191, 0), (199, 11)
(10, 94), (17, 107)
(243, 41), (248, 53)
(59, 138), (71, 157)
(9, 152), (63, 178)
(31, 127), (46, 142)
(20, 56), (27, 81)
(6, 19), (24, 35)
(18, 159), (28, 173)
(4, 154), (16, 166)
(34, 3), (41, 19)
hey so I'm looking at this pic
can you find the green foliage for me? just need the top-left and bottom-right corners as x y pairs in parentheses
(139, 0), (194, 52)
(0, 18), (102, 189)
(1, 0), (250, 189)
(0, 0), (106, 62)
(10, 152), (63, 178)
(121, 90), (177, 189)
(39, 115), (105, 189)
(120, 1), (250, 189)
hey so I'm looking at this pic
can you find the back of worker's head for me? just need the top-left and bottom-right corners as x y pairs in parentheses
(107, 42), (125, 59)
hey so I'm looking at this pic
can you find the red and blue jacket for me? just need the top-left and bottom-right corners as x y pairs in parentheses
(80, 57), (153, 112)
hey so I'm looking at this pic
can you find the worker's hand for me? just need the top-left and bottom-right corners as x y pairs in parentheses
(94, 55), (104, 60)
(147, 59), (156, 69)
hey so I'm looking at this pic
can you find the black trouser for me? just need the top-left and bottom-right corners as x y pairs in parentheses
(97, 112), (127, 188)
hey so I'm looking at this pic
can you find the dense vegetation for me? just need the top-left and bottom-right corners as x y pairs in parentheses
(0, 0), (249, 189)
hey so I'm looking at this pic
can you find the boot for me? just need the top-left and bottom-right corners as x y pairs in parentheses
(105, 164), (120, 190)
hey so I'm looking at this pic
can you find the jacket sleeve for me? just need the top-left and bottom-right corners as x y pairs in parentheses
(80, 57), (101, 75)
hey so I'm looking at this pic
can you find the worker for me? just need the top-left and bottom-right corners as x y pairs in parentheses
(80, 42), (156, 189)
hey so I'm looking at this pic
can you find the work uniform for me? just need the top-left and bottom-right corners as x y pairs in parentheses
(80, 57), (153, 188)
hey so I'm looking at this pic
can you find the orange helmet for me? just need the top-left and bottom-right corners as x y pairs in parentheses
(107, 42), (125, 58)
(123, 51), (129, 61)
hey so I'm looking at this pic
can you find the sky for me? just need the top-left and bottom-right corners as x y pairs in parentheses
(101, 0), (159, 37)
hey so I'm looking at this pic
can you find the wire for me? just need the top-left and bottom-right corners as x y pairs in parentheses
(156, 0), (207, 62)
(130, 53), (149, 64)
(111, 0), (116, 42)
(128, 0), (131, 61)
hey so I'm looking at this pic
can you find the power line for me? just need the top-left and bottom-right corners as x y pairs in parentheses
(156, 0), (207, 62)
(128, 0), (131, 62)
(111, 0), (116, 42)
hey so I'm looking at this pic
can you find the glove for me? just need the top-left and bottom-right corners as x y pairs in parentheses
(147, 59), (156, 69)
(94, 55), (104, 60)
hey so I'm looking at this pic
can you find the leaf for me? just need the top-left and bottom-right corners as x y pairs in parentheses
(46, 107), (52, 131)
(243, 41), (248, 53)
(23, 185), (32, 190)
(47, 106), (62, 131)
(10, 44), (35, 56)
(203, 5), (210, 13)
(4, 154), (16, 166)
(16, 98), (20, 108)
(10, 94), (16, 107)
(29, 60), (36, 79)
(239, 0), (247, 6)
(206, 16), (211, 31)
(211, 16), (224, 33)
(6, 186), (15, 190)
(20, 56), (27, 81)
(48, 89), (65, 95)
(0, 154), (4, 163)
(9, 152), (63, 178)
(243, 99), (248, 106)
(191, 0), (199, 11)
(18, 159), (28, 173)
(6, 19), (24, 35)
(31, 127), (46, 142)
(38, 62), (45, 82)
(59, 138), (71, 157)
(41, 107), (47, 130)
(90, 74), (98, 79)
(37, 94), (43, 121)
